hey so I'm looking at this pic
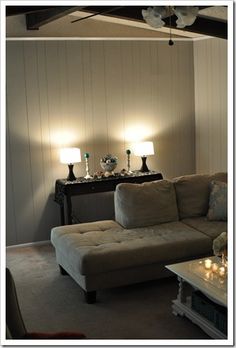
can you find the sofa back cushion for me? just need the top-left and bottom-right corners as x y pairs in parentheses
(173, 172), (227, 219)
(114, 180), (179, 228)
(207, 180), (227, 221)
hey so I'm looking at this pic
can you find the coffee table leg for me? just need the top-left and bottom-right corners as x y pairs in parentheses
(172, 276), (189, 316)
(177, 276), (188, 303)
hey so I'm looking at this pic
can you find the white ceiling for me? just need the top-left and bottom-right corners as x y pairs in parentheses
(198, 6), (227, 21)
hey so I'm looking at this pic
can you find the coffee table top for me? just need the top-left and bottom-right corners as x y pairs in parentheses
(166, 256), (227, 307)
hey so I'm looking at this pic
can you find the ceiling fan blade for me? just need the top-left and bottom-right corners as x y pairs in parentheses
(71, 6), (124, 24)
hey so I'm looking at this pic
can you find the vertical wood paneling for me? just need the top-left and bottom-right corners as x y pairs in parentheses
(7, 40), (197, 245)
(120, 41), (137, 167)
(24, 41), (46, 238)
(6, 113), (17, 245)
(80, 41), (96, 173)
(66, 41), (86, 142)
(149, 42), (161, 172)
(89, 42), (109, 169)
(103, 41), (125, 170)
(157, 43), (174, 177)
(177, 42), (195, 175)
(6, 42), (35, 243)
(36, 42), (53, 196)
(194, 38), (227, 174)
(36, 42), (60, 233)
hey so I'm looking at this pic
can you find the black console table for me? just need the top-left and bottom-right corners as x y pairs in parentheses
(55, 171), (163, 225)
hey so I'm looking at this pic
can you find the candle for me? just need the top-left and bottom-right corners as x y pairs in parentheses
(219, 266), (226, 277)
(204, 259), (212, 269)
(219, 277), (225, 285)
(212, 263), (219, 273)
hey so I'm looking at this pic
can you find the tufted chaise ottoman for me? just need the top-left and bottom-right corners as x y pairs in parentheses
(51, 220), (129, 303)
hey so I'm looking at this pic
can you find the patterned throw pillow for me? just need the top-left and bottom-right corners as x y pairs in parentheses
(207, 181), (227, 221)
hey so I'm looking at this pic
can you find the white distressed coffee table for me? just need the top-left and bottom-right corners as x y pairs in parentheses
(166, 256), (227, 339)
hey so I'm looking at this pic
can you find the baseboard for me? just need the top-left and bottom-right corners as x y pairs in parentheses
(6, 240), (51, 249)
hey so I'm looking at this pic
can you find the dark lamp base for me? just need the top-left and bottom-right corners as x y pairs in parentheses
(140, 156), (150, 172)
(67, 164), (76, 181)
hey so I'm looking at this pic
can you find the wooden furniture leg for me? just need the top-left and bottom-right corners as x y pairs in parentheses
(84, 291), (96, 304)
(59, 265), (69, 275)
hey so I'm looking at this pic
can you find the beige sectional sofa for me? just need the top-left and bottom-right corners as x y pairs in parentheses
(51, 173), (227, 303)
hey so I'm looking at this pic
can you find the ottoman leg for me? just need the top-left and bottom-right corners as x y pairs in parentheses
(84, 290), (96, 304)
(59, 265), (68, 275)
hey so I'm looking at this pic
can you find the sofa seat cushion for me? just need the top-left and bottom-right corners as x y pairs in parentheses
(51, 220), (212, 276)
(173, 172), (227, 219)
(182, 217), (227, 240)
(114, 180), (179, 228)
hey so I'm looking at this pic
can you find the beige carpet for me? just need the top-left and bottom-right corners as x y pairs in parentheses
(6, 243), (210, 340)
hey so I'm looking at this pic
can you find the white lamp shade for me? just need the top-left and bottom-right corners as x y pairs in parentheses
(133, 141), (154, 156)
(60, 147), (81, 164)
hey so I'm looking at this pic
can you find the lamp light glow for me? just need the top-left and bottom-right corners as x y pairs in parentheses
(60, 147), (81, 181)
(133, 141), (154, 172)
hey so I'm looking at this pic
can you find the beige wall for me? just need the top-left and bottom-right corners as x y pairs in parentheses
(194, 38), (227, 174)
(6, 40), (196, 245)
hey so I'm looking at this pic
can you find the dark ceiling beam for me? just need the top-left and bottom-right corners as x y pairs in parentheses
(26, 6), (82, 30)
(79, 6), (212, 22)
(163, 16), (227, 39)
(6, 6), (59, 16)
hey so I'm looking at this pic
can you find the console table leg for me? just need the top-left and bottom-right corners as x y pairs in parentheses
(60, 206), (65, 225)
(66, 195), (72, 225)
(84, 291), (96, 304)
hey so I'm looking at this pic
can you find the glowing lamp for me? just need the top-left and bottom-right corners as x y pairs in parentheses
(133, 141), (154, 172)
(60, 147), (81, 181)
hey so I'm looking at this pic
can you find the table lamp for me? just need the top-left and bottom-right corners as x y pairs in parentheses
(60, 147), (81, 181)
(133, 141), (154, 172)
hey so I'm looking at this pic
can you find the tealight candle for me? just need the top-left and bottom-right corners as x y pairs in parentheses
(211, 263), (219, 273)
(219, 266), (226, 277)
(219, 277), (225, 285)
(204, 259), (212, 270)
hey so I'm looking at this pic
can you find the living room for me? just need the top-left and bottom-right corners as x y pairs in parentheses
(2, 2), (234, 346)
